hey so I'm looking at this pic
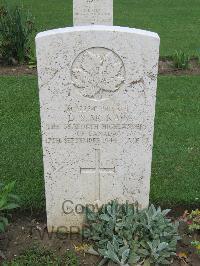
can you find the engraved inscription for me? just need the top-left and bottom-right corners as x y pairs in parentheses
(45, 122), (143, 145)
(71, 48), (125, 100)
(80, 149), (115, 200)
(73, 0), (113, 26)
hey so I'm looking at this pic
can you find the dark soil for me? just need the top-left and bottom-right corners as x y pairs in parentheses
(0, 65), (37, 76)
(0, 59), (200, 76)
(0, 215), (199, 265)
(159, 59), (200, 76)
(0, 216), (100, 266)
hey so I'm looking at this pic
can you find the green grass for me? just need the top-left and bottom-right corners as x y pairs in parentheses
(0, 0), (200, 56)
(0, 75), (200, 209)
(0, 76), (44, 210)
(3, 248), (79, 265)
(151, 76), (200, 207)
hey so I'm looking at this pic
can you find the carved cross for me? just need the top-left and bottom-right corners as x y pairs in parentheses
(80, 149), (115, 200)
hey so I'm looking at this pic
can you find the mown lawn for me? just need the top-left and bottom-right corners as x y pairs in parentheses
(0, 75), (200, 209)
(0, 0), (200, 56)
(0, 76), (44, 209)
(152, 76), (200, 207)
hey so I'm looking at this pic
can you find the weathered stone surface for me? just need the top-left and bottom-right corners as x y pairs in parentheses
(36, 25), (159, 231)
(73, 0), (113, 26)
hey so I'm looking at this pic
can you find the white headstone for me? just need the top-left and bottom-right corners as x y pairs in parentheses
(73, 0), (113, 26)
(36, 1), (160, 232)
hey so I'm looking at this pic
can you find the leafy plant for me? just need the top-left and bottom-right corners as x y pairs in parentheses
(83, 201), (179, 265)
(0, 5), (35, 65)
(186, 209), (200, 231)
(185, 209), (200, 255)
(191, 241), (200, 255)
(0, 181), (19, 233)
(2, 247), (79, 265)
(172, 50), (190, 69)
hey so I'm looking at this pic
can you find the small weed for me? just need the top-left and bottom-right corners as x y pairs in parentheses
(197, 51), (200, 65)
(185, 209), (200, 255)
(191, 241), (200, 255)
(28, 46), (37, 69)
(187, 209), (200, 231)
(196, 48), (200, 65)
(65, 251), (79, 266)
(0, 181), (19, 233)
(172, 50), (190, 69)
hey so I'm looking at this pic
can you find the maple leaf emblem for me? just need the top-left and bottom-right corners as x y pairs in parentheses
(72, 48), (125, 99)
